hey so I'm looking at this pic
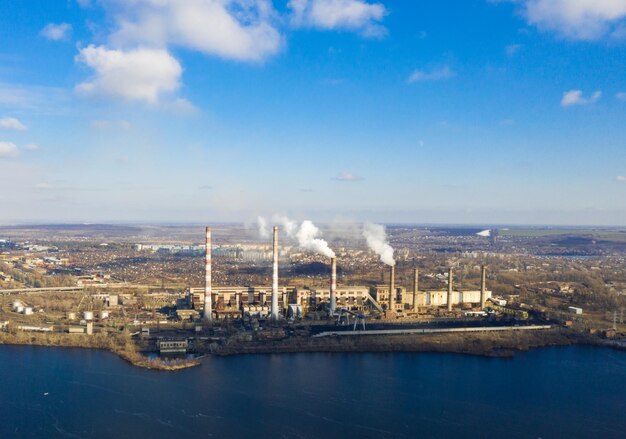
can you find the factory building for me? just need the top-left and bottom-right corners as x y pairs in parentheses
(371, 285), (491, 311)
(416, 289), (491, 308)
(189, 282), (491, 320)
(191, 286), (291, 320)
(192, 225), (494, 321)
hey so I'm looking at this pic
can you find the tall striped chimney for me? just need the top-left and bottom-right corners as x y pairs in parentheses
(447, 268), (453, 312)
(413, 267), (419, 312)
(204, 226), (212, 321)
(271, 226), (279, 320)
(330, 257), (337, 315)
(389, 265), (395, 312)
(480, 265), (487, 309)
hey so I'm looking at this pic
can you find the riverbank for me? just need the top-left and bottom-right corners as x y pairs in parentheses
(1, 327), (620, 370)
(211, 327), (594, 358)
(0, 331), (200, 371)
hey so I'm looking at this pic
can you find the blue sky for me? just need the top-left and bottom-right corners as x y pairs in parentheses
(1, 0), (626, 225)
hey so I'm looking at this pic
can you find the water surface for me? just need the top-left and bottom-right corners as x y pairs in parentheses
(0, 345), (624, 438)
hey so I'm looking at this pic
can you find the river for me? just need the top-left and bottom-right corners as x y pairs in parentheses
(0, 345), (624, 438)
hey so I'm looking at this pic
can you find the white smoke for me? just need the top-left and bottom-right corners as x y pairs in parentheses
(263, 215), (335, 258)
(362, 222), (395, 266)
(476, 229), (491, 237)
(257, 216), (269, 239)
(272, 214), (299, 238)
(295, 220), (335, 258)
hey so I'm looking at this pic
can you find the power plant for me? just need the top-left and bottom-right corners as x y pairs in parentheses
(195, 225), (493, 322)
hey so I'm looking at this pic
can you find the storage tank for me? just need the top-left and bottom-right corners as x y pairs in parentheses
(100, 310), (109, 319)
(16, 305), (24, 313)
(12, 301), (22, 311)
(23, 307), (33, 315)
(83, 311), (94, 321)
(67, 312), (76, 320)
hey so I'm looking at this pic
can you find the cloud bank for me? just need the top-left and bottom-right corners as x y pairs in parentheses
(75, 45), (182, 104)
(512, 0), (626, 40)
(289, 0), (387, 37)
(0, 117), (26, 131)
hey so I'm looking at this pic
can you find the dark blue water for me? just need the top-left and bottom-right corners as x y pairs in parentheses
(0, 346), (624, 438)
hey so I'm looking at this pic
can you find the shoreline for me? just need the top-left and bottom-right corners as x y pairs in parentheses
(211, 327), (585, 358)
(3, 327), (622, 370)
(0, 332), (200, 371)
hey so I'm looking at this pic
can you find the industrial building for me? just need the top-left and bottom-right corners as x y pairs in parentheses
(189, 225), (494, 321)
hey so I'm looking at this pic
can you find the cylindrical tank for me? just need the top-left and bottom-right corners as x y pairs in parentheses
(16, 305), (24, 313)
(83, 311), (94, 321)
(12, 301), (22, 311)
(23, 307), (33, 315)
(67, 312), (76, 320)
(100, 310), (109, 319)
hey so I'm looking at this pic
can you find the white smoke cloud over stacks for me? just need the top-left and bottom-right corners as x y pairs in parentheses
(259, 215), (335, 258)
(362, 222), (395, 266)
(272, 214), (299, 238)
(295, 220), (335, 258)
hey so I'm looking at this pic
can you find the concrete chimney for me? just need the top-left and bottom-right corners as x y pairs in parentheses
(389, 265), (395, 312)
(271, 226), (279, 321)
(413, 268), (419, 312)
(330, 257), (337, 316)
(204, 226), (212, 321)
(447, 268), (453, 312)
(480, 265), (487, 309)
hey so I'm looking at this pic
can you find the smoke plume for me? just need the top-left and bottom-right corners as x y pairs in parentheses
(295, 220), (335, 258)
(261, 215), (335, 258)
(272, 214), (298, 238)
(362, 222), (395, 266)
(257, 216), (269, 239)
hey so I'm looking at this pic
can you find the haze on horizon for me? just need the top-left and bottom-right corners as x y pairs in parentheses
(1, 1), (625, 226)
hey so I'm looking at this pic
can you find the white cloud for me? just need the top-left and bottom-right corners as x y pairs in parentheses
(40, 23), (73, 41)
(334, 171), (363, 181)
(0, 142), (19, 158)
(289, 0), (387, 37)
(34, 182), (52, 190)
(407, 66), (454, 83)
(106, 0), (282, 62)
(561, 89), (601, 107)
(25, 143), (40, 151)
(75, 45), (182, 104)
(0, 117), (26, 131)
(617, 92), (626, 101)
(616, 175), (626, 181)
(515, 0), (626, 40)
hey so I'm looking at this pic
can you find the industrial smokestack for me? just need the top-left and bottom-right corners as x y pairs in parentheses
(330, 257), (337, 316)
(480, 265), (487, 309)
(447, 268), (453, 312)
(389, 265), (395, 312)
(413, 268), (419, 312)
(271, 226), (279, 320)
(204, 227), (212, 321)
